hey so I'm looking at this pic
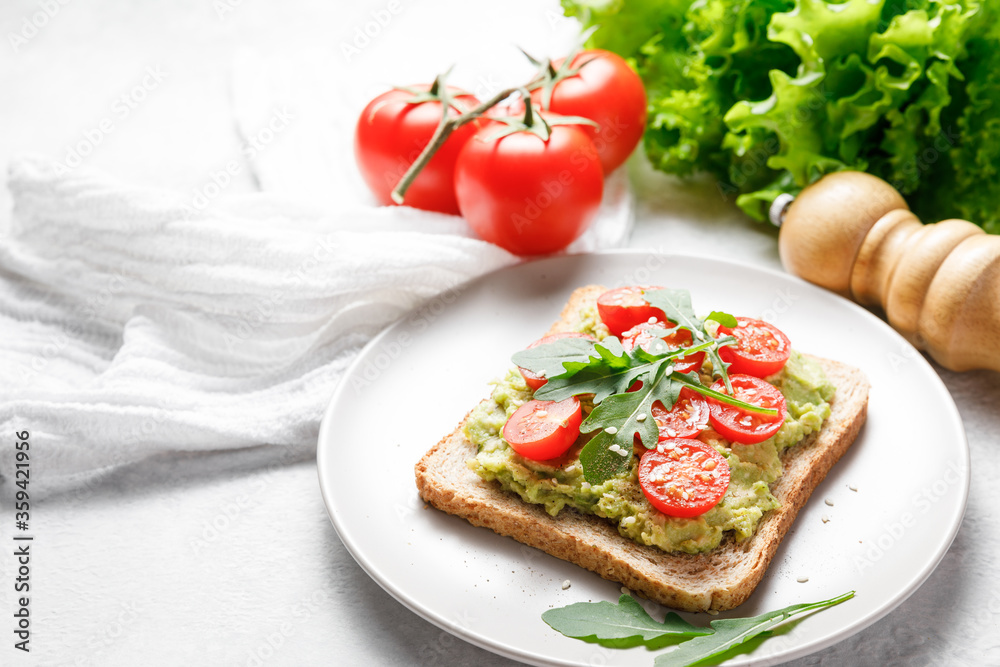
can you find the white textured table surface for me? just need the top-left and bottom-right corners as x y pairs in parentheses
(2, 1), (999, 666)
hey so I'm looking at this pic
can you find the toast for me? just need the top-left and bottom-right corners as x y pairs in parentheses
(415, 286), (870, 612)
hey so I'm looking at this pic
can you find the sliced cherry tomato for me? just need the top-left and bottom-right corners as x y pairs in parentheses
(620, 321), (705, 374)
(354, 85), (480, 215)
(651, 388), (710, 440)
(718, 318), (792, 378)
(638, 439), (730, 518)
(518, 332), (596, 390)
(707, 375), (787, 445)
(596, 286), (666, 337)
(502, 397), (582, 461)
(454, 119), (603, 256)
(531, 49), (647, 173)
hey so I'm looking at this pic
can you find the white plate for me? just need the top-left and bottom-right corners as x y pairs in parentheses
(317, 251), (968, 666)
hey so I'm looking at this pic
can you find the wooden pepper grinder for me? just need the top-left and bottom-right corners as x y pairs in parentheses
(775, 171), (1000, 373)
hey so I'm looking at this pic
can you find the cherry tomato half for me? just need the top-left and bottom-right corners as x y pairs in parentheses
(638, 439), (730, 518)
(596, 286), (666, 337)
(707, 375), (787, 445)
(718, 318), (792, 378)
(502, 397), (583, 461)
(519, 332), (596, 390)
(651, 389), (710, 440)
(621, 321), (705, 374)
(531, 49), (647, 174)
(354, 85), (480, 214)
(454, 121), (603, 256)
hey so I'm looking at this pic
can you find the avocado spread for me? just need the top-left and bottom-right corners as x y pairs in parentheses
(465, 310), (836, 555)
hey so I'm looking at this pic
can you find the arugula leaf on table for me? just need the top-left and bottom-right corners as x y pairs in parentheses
(542, 594), (711, 649)
(653, 591), (856, 667)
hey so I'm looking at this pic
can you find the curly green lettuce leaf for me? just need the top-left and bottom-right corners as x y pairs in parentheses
(563, 0), (1000, 232)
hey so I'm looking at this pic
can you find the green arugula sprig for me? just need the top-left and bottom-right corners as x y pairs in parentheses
(541, 594), (710, 648)
(511, 289), (777, 484)
(642, 288), (734, 392)
(543, 592), (855, 667)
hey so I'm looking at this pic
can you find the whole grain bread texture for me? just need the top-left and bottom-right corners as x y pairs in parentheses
(414, 286), (870, 612)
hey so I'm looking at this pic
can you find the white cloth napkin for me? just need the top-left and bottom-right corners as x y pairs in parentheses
(0, 152), (632, 493)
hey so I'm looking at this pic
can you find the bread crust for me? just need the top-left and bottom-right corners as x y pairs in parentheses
(414, 286), (870, 612)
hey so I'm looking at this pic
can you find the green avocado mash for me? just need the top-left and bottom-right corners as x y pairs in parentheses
(465, 313), (835, 555)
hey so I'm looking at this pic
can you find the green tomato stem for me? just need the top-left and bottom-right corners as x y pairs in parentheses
(390, 73), (546, 205)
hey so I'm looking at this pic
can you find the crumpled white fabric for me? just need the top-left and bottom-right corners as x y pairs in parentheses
(0, 154), (632, 493)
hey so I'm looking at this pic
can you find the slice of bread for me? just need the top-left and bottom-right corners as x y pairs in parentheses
(414, 286), (870, 612)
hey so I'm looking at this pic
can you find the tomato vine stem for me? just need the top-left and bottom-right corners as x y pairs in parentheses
(390, 84), (531, 205)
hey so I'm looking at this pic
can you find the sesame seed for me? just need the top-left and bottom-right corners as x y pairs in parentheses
(797, 576), (809, 583)
(648, 316), (658, 324)
(636, 413), (647, 422)
(825, 499), (834, 507)
(821, 515), (830, 523)
(848, 484), (858, 492)
(621, 586), (631, 596)
(562, 580), (572, 590)
(605, 426), (618, 435)
(581, 482), (591, 490)
(551, 478), (558, 485)
(707, 609), (718, 616)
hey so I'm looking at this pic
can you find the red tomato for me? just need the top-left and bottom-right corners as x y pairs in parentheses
(638, 439), (730, 518)
(519, 332), (596, 390)
(718, 318), (792, 378)
(650, 389), (710, 440)
(454, 122), (603, 255)
(531, 49), (647, 173)
(502, 397), (582, 461)
(707, 375), (787, 445)
(354, 85), (480, 215)
(621, 321), (705, 374)
(596, 286), (666, 337)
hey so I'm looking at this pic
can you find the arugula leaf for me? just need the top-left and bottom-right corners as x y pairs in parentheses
(653, 591), (855, 667)
(643, 289), (734, 391)
(705, 311), (737, 328)
(542, 594), (711, 647)
(511, 337), (603, 383)
(533, 337), (647, 404)
(509, 290), (778, 483)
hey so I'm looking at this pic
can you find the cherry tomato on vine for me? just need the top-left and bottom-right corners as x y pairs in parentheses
(531, 49), (647, 174)
(650, 389), (710, 440)
(638, 439), (730, 518)
(354, 85), (480, 215)
(718, 318), (792, 378)
(708, 375), (787, 445)
(621, 321), (705, 375)
(518, 332), (596, 390)
(502, 397), (583, 461)
(596, 286), (666, 337)
(454, 120), (603, 256)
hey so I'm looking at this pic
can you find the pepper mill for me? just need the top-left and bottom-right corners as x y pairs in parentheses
(776, 171), (1000, 373)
